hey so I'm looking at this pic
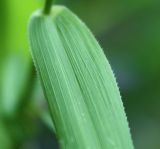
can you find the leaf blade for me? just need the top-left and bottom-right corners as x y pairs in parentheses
(28, 6), (134, 149)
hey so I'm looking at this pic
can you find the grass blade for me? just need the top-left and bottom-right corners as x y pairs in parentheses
(28, 6), (134, 149)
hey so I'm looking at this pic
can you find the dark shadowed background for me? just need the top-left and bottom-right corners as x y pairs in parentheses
(0, 0), (160, 149)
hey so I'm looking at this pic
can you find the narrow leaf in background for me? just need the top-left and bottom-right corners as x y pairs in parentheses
(1, 53), (32, 117)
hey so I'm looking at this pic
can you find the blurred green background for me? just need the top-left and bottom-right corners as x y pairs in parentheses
(0, 0), (160, 148)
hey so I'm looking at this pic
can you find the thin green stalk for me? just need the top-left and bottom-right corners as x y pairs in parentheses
(43, 0), (53, 15)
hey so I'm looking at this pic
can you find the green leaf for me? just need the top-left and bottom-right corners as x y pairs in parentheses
(28, 5), (134, 149)
(1, 53), (32, 117)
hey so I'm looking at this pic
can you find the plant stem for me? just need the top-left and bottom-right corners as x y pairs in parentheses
(43, 0), (53, 15)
